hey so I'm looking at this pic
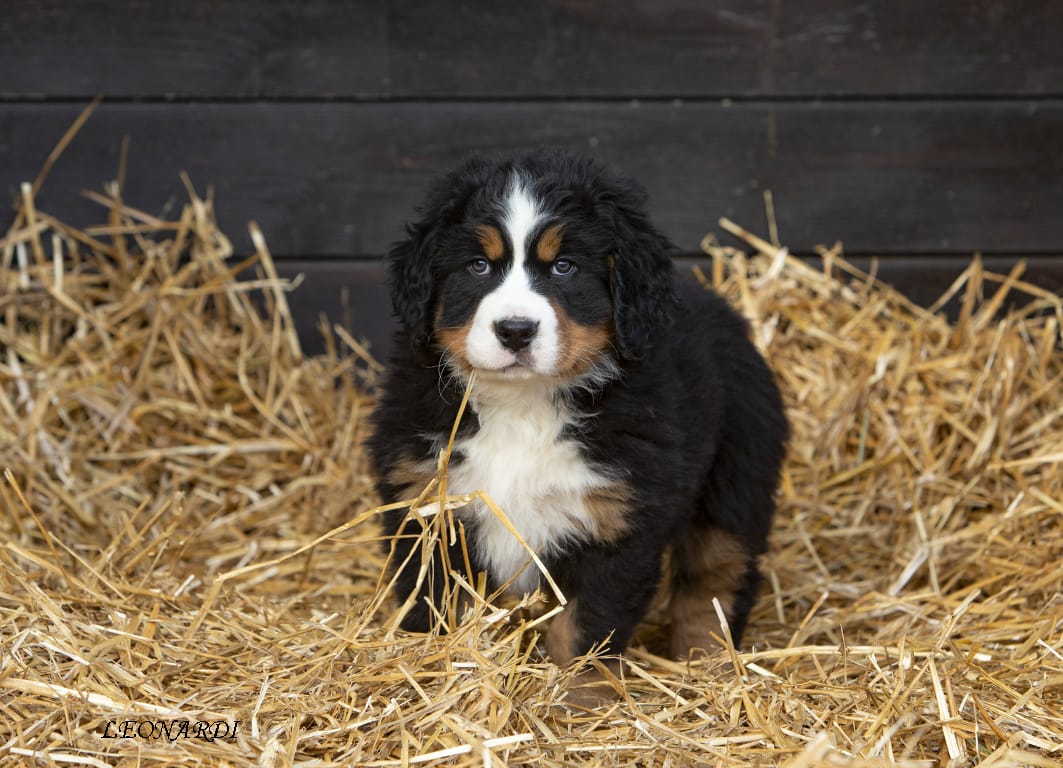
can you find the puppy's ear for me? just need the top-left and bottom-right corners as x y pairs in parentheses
(388, 219), (438, 347)
(599, 179), (676, 360)
(389, 158), (491, 346)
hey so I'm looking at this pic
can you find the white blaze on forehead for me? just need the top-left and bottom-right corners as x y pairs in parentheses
(501, 177), (541, 267)
(462, 176), (561, 375)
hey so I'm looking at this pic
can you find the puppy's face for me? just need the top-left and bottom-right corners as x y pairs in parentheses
(433, 179), (613, 380)
(390, 152), (675, 376)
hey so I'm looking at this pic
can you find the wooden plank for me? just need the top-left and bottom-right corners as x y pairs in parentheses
(280, 256), (1063, 357)
(2, 1), (1061, 99)
(2, 101), (1062, 257)
(279, 259), (393, 359)
(0, 0), (388, 99)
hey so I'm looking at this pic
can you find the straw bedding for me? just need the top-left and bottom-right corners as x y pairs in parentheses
(1, 160), (1061, 768)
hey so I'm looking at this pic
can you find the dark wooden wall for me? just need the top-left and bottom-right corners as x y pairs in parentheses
(2, 1), (1062, 355)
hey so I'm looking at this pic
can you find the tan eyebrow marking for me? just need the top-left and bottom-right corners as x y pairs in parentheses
(476, 224), (506, 261)
(536, 223), (564, 263)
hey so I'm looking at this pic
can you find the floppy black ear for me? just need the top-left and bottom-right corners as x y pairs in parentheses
(600, 181), (676, 360)
(388, 219), (438, 347)
(389, 157), (492, 347)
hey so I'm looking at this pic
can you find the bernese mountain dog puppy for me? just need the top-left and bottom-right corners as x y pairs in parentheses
(369, 150), (787, 695)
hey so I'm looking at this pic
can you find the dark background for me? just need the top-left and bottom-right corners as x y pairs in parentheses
(2, 1), (1061, 356)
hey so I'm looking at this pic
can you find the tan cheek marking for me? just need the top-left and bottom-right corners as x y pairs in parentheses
(668, 528), (749, 659)
(434, 304), (474, 371)
(583, 482), (633, 543)
(436, 324), (471, 358)
(563, 322), (613, 374)
(476, 224), (505, 261)
(552, 300), (613, 376)
(536, 223), (564, 263)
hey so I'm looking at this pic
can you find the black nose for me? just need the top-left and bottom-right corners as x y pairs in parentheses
(493, 317), (539, 351)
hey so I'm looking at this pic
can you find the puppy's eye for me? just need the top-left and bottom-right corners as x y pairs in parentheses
(467, 258), (492, 276)
(551, 258), (576, 277)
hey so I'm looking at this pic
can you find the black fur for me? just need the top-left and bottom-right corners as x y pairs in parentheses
(368, 149), (788, 659)
(388, 157), (494, 348)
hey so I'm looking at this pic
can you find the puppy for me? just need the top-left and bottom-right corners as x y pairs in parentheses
(368, 150), (787, 687)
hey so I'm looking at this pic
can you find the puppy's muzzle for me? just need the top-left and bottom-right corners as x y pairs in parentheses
(493, 317), (539, 352)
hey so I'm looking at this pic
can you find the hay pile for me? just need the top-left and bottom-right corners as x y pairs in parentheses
(1, 164), (1061, 768)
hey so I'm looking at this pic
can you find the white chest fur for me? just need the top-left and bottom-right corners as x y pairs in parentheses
(448, 379), (612, 594)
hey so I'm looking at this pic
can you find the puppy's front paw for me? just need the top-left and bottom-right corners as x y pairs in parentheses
(560, 663), (623, 709)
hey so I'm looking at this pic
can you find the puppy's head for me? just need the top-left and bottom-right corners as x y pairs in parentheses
(390, 150), (675, 379)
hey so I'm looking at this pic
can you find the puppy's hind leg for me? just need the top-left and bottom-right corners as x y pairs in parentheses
(671, 344), (786, 659)
(668, 525), (763, 659)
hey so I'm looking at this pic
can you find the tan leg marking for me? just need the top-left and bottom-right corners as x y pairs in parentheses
(545, 601), (623, 708)
(669, 528), (748, 659)
(545, 598), (581, 666)
(564, 663), (623, 709)
(385, 456), (436, 499)
(582, 482), (633, 543)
